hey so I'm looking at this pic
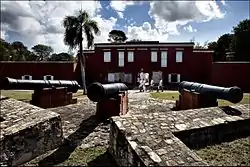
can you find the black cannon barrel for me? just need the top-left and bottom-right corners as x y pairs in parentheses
(1, 77), (81, 93)
(87, 82), (128, 102)
(178, 81), (243, 104)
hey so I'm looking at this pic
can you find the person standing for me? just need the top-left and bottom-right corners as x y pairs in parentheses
(158, 79), (164, 92)
(150, 79), (154, 92)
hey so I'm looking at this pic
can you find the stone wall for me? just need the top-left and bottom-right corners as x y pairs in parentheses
(109, 104), (250, 166)
(0, 96), (63, 166)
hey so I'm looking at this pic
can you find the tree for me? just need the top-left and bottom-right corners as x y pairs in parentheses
(31, 44), (54, 61)
(232, 19), (250, 61)
(11, 41), (28, 61)
(62, 9), (100, 94)
(49, 52), (73, 61)
(216, 33), (234, 61)
(108, 30), (127, 43)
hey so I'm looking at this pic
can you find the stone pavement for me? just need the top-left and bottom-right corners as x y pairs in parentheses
(23, 90), (176, 166)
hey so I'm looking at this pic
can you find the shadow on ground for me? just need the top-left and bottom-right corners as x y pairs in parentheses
(38, 115), (100, 166)
(87, 151), (118, 167)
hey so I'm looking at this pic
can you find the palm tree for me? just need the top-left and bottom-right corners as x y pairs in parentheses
(62, 9), (100, 94)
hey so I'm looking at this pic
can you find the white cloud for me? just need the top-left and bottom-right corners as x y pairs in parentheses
(0, 1), (116, 53)
(117, 11), (124, 19)
(126, 22), (169, 42)
(221, 0), (226, 6)
(148, 1), (225, 36)
(183, 25), (197, 33)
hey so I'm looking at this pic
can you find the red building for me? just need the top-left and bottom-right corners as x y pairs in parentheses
(82, 41), (214, 88)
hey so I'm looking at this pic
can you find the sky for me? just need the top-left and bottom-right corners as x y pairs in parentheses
(1, 0), (249, 54)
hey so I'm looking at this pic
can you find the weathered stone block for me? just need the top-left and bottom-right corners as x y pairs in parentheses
(0, 98), (63, 166)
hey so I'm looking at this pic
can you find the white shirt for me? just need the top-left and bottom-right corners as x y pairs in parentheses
(159, 79), (163, 86)
(150, 80), (154, 86)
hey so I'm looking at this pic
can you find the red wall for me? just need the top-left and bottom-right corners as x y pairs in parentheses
(84, 47), (213, 86)
(210, 62), (250, 92)
(0, 61), (76, 84)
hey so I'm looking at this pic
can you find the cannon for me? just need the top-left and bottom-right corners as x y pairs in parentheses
(1, 77), (81, 93)
(176, 81), (244, 110)
(87, 82), (128, 102)
(1, 77), (80, 108)
(87, 82), (129, 120)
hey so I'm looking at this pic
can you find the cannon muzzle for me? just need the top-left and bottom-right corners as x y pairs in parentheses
(1, 77), (81, 93)
(87, 82), (128, 102)
(178, 81), (243, 104)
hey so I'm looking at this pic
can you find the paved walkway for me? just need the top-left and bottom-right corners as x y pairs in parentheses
(25, 90), (175, 166)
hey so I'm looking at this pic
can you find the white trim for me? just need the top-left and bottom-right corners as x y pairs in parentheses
(193, 50), (214, 53)
(118, 51), (124, 67)
(127, 51), (134, 62)
(150, 48), (159, 50)
(44, 75), (54, 80)
(137, 48), (148, 50)
(96, 44), (194, 47)
(117, 49), (125, 51)
(160, 48), (168, 50)
(104, 51), (111, 62)
(82, 50), (95, 53)
(177, 74), (181, 82)
(127, 48), (135, 50)
(22, 75), (32, 80)
(175, 48), (184, 50)
(161, 51), (168, 67)
(103, 49), (111, 51)
(168, 74), (171, 83)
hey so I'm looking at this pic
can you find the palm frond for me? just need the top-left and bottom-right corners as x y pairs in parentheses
(77, 10), (89, 24)
(83, 25), (94, 49)
(85, 20), (101, 36)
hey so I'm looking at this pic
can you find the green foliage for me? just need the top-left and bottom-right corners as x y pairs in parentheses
(31, 44), (54, 61)
(207, 19), (250, 61)
(108, 30), (128, 43)
(49, 52), (74, 61)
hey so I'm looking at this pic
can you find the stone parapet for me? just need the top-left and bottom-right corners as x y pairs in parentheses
(0, 97), (63, 166)
(109, 104), (250, 166)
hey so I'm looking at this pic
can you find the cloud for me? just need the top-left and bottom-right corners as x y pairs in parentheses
(126, 22), (169, 41)
(110, 1), (144, 19)
(183, 25), (197, 33)
(0, 1), (116, 53)
(221, 0), (226, 6)
(148, 1), (225, 35)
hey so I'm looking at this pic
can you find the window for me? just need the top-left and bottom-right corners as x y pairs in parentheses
(104, 52), (111, 62)
(168, 74), (180, 83)
(151, 51), (157, 62)
(108, 73), (115, 82)
(176, 51), (183, 62)
(22, 75), (32, 80)
(118, 52), (124, 67)
(127, 51), (134, 62)
(44, 75), (54, 80)
(161, 51), (168, 67)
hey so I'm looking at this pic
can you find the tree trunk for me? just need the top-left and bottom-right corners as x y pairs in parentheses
(79, 38), (87, 95)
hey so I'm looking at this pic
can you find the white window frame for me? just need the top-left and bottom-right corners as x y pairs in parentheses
(104, 52), (111, 62)
(22, 75), (32, 80)
(151, 51), (157, 62)
(161, 51), (168, 67)
(118, 51), (124, 67)
(127, 51), (134, 62)
(168, 74), (180, 83)
(176, 51), (183, 63)
(44, 75), (54, 80)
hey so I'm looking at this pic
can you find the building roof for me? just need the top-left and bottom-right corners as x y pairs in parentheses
(94, 41), (195, 48)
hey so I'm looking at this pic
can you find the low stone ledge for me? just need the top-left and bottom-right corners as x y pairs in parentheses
(0, 97), (63, 166)
(109, 104), (250, 166)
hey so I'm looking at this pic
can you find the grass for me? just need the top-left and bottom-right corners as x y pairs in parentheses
(150, 91), (250, 106)
(194, 137), (250, 166)
(0, 89), (86, 102)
